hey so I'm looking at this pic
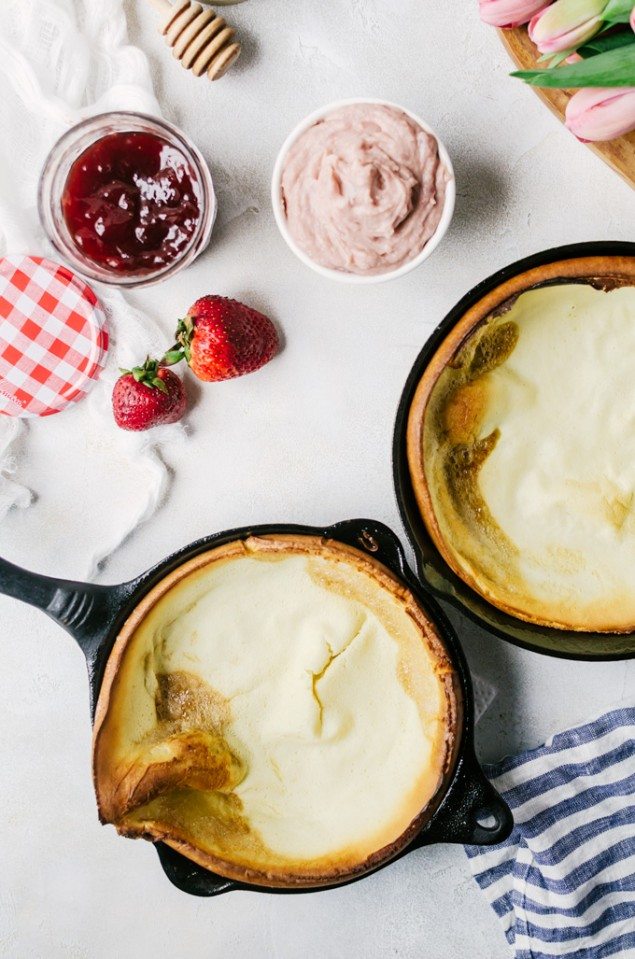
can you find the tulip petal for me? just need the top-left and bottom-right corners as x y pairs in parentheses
(565, 85), (635, 139)
(529, 0), (605, 54)
(479, 0), (551, 27)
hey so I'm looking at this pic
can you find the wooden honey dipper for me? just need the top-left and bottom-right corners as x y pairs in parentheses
(146, 0), (241, 81)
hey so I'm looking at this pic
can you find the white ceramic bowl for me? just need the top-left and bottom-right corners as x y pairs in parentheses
(271, 98), (456, 285)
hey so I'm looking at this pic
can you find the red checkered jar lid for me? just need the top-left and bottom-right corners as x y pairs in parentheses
(0, 255), (108, 417)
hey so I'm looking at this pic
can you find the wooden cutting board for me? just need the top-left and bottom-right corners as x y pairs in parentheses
(499, 27), (635, 189)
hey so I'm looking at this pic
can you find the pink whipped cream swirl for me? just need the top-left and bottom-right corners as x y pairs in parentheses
(280, 104), (448, 276)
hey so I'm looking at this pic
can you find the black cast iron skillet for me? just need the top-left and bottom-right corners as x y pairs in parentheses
(0, 519), (512, 896)
(394, 241), (635, 662)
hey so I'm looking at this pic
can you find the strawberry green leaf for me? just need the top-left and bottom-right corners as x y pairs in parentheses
(152, 377), (169, 395)
(511, 43), (635, 86)
(119, 356), (171, 391)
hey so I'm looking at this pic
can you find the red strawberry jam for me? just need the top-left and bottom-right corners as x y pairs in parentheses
(61, 131), (201, 275)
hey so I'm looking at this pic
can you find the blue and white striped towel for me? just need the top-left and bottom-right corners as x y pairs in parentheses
(466, 707), (635, 959)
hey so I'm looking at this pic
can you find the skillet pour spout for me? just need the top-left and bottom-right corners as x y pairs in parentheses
(0, 520), (512, 896)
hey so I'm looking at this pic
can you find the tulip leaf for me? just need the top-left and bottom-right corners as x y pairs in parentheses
(579, 30), (635, 58)
(512, 44), (635, 86)
(603, 0), (634, 24)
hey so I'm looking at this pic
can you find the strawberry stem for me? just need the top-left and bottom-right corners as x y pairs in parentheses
(175, 316), (195, 365)
(161, 347), (185, 367)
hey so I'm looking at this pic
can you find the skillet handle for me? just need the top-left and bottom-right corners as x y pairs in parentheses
(325, 519), (408, 577)
(414, 747), (513, 848)
(0, 556), (64, 612)
(0, 555), (126, 658)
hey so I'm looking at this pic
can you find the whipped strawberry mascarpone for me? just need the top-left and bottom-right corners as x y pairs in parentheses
(280, 104), (448, 276)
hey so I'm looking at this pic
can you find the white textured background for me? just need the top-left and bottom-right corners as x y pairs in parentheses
(1, 1), (634, 957)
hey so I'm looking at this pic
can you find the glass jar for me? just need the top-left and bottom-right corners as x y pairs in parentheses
(38, 111), (216, 288)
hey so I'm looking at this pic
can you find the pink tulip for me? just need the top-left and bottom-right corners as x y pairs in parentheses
(479, 0), (552, 28)
(565, 86), (635, 140)
(631, 4), (635, 31)
(529, 0), (605, 54)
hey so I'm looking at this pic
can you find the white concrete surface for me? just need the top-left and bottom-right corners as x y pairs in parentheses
(1, 2), (634, 957)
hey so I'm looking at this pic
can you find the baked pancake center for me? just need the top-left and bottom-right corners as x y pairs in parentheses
(94, 543), (451, 879)
(423, 282), (635, 631)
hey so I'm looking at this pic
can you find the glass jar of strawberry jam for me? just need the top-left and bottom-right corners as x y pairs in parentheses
(39, 113), (216, 287)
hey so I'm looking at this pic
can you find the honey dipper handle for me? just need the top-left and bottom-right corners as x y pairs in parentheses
(146, 0), (242, 81)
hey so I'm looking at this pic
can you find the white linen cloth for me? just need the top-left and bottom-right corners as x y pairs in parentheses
(0, 0), (186, 580)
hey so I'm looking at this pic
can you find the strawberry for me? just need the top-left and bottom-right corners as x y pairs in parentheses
(173, 296), (279, 382)
(112, 358), (186, 431)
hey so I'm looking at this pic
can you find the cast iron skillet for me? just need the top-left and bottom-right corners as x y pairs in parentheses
(394, 241), (635, 662)
(0, 519), (512, 897)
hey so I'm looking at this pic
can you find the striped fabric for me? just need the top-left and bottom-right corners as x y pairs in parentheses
(465, 707), (635, 959)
